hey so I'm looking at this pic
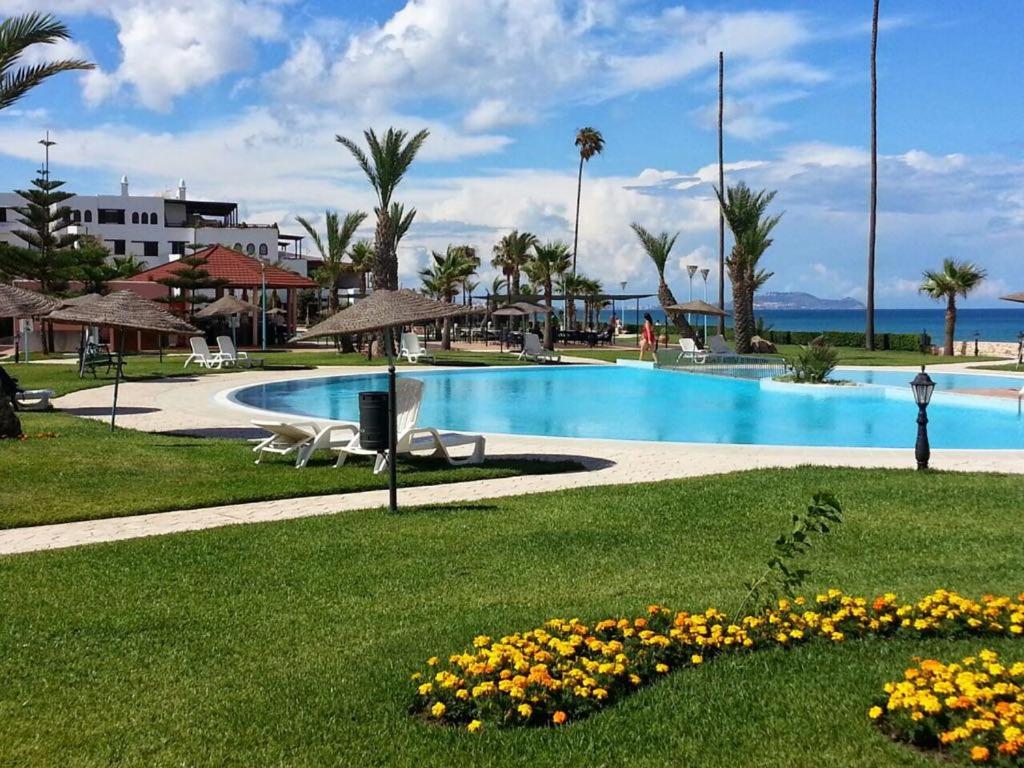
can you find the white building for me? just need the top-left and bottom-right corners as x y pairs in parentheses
(0, 177), (309, 275)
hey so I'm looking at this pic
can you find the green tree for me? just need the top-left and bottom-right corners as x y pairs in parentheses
(336, 127), (429, 291)
(295, 210), (367, 311)
(714, 182), (783, 353)
(0, 12), (93, 111)
(491, 230), (538, 305)
(347, 239), (375, 294)
(7, 173), (81, 294)
(630, 223), (696, 343)
(419, 246), (478, 350)
(74, 235), (118, 294)
(571, 127), (604, 276)
(524, 241), (571, 349)
(919, 259), (986, 356)
(156, 252), (229, 319)
(112, 254), (146, 278)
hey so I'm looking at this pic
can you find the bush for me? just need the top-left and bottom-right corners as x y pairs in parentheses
(765, 330), (921, 350)
(791, 341), (840, 383)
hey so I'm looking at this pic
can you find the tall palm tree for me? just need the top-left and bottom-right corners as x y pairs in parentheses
(571, 127), (604, 276)
(0, 13), (93, 111)
(866, 0), (880, 350)
(714, 182), (783, 353)
(418, 246), (477, 350)
(556, 271), (588, 329)
(523, 241), (571, 349)
(295, 210), (367, 311)
(491, 230), (537, 304)
(336, 127), (429, 291)
(630, 223), (696, 343)
(919, 259), (986, 356)
(578, 276), (603, 327)
(488, 275), (507, 310)
(347, 239), (374, 294)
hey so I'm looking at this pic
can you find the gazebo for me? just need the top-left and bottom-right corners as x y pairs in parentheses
(127, 245), (317, 344)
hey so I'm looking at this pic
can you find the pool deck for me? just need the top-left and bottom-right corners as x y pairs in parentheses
(3, 362), (1023, 557)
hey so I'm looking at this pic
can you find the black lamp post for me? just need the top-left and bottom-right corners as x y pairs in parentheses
(910, 365), (935, 471)
(973, 331), (980, 357)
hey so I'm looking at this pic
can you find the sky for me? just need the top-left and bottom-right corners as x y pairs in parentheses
(1, 0), (1022, 307)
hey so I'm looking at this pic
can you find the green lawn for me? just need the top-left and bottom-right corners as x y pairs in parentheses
(1, 467), (1022, 767)
(971, 361), (1024, 374)
(0, 412), (581, 528)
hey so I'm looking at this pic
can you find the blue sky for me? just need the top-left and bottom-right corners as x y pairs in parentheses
(2, 0), (1023, 306)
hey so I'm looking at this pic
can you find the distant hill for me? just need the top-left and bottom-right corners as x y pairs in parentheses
(751, 292), (865, 310)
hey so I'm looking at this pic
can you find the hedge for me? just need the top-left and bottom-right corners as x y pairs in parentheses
(763, 330), (922, 351)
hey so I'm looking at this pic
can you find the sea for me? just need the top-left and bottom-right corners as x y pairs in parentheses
(596, 307), (1024, 343)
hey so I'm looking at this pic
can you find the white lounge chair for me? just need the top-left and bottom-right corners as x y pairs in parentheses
(707, 334), (740, 361)
(334, 378), (485, 472)
(216, 336), (263, 368)
(518, 332), (561, 364)
(677, 337), (707, 364)
(252, 419), (359, 468)
(399, 332), (435, 364)
(15, 389), (54, 411)
(184, 337), (224, 369)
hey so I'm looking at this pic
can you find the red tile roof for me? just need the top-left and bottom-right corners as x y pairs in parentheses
(128, 245), (317, 289)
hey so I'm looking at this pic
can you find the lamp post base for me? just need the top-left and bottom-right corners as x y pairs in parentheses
(915, 408), (930, 471)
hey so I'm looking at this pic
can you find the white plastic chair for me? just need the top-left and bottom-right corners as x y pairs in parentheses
(676, 337), (707, 364)
(184, 337), (223, 369)
(399, 332), (435, 364)
(252, 420), (359, 468)
(215, 336), (248, 366)
(517, 332), (560, 364)
(15, 389), (54, 411)
(334, 378), (485, 472)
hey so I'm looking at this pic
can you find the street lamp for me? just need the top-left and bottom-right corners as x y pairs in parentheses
(973, 331), (980, 357)
(686, 264), (698, 328)
(260, 259), (267, 352)
(910, 365), (935, 471)
(700, 267), (710, 344)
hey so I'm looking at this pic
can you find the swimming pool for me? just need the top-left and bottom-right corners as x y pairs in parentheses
(840, 368), (1024, 392)
(231, 366), (1024, 450)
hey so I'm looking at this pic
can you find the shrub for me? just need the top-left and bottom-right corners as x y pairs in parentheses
(791, 341), (840, 383)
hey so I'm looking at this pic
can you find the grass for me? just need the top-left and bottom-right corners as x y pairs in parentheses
(1, 467), (1022, 767)
(970, 361), (1024, 374)
(0, 412), (581, 528)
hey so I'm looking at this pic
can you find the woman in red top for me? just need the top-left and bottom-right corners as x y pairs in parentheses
(639, 312), (657, 361)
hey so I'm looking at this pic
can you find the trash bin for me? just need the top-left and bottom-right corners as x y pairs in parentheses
(358, 391), (390, 451)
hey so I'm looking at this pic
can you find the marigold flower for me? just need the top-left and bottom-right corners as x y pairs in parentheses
(430, 702), (446, 718)
(970, 746), (990, 762)
(467, 720), (483, 733)
(868, 706), (883, 720)
(552, 711), (567, 725)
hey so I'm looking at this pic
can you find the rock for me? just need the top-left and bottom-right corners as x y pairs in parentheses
(0, 396), (22, 440)
(750, 335), (777, 354)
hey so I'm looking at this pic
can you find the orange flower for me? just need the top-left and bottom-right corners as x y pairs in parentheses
(552, 711), (567, 725)
(970, 746), (990, 762)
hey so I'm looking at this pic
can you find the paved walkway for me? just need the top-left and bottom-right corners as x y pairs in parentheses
(3, 361), (1022, 557)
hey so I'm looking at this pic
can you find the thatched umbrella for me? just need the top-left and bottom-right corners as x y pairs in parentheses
(49, 291), (200, 430)
(196, 295), (258, 347)
(296, 290), (482, 513)
(666, 300), (730, 344)
(61, 293), (104, 306)
(0, 284), (63, 363)
(1001, 292), (1024, 304)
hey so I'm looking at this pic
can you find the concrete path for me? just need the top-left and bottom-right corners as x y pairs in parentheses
(3, 362), (1022, 558)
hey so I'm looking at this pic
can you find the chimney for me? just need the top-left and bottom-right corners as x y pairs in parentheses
(120, 175), (129, 196)
(177, 178), (187, 200)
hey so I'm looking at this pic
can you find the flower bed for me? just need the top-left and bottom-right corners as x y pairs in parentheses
(410, 589), (1024, 732)
(871, 650), (1024, 764)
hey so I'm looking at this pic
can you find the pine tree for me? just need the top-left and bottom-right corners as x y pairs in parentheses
(6, 173), (82, 294)
(156, 252), (228, 318)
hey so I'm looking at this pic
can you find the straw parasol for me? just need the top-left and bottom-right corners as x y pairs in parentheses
(664, 299), (729, 317)
(1001, 292), (1024, 304)
(195, 294), (258, 318)
(0, 283), (62, 318)
(49, 291), (200, 430)
(61, 293), (104, 306)
(296, 289), (482, 513)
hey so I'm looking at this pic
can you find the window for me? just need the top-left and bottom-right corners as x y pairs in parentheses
(170, 241), (186, 256)
(0, 208), (8, 223)
(131, 212), (139, 224)
(258, 243), (268, 256)
(143, 241), (159, 258)
(233, 242), (243, 251)
(141, 212), (149, 225)
(246, 243), (256, 255)
(84, 210), (93, 223)
(97, 208), (125, 225)
(150, 213), (158, 225)
(73, 210), (81, 223)
(112, 239), (125, 255)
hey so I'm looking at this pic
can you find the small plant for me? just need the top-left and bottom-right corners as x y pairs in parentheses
(791, 340), (839, 383)
(738, 492), (843, 615)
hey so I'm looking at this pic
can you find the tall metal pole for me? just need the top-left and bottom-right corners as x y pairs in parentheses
(701, 268), (710, 344)
(686, 264), (698, 330)
(717, 52), (726, 336)
(34, 132), (57, 361)
(385, 327), (399, 513)
(261, 261), (267, 351)
(866, 0), (880, 350)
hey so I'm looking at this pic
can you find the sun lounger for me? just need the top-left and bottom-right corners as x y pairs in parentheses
(399, 332), (435, 364)
(15, 389), (54, 411)
(677, 337), (707, 364)
(184, 337), (224, 369)
(333, 378), (485, 472)
(216, 336), (264, 368)
(252, 419), (359, 468)
(518, 332), (560, 363)
(707, 334), (741, 361)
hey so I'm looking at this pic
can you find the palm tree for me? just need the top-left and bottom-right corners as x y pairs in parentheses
(112, 254), (145, 277)
(0, 13), (93, 111)
(866, 0), (880, 350)
(630, 223), (696, 343)
(295, 210), (367, 311)
(556, 271), (588, 329)
(491, 230), (537, 304)
(714, 182), (783, 353)
(578, 275), (603, 327)
(524, 241), (571, 349)
(919, 259), (986, 356)
(572, 127), (604, 276)
(336, 128), (429, 291)
(347, 239), (374, 294)
(418, 246), (478, 350)
(488, 275), (507, 309)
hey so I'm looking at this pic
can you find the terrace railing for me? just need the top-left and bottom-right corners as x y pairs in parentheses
(654, 349), (790, 380)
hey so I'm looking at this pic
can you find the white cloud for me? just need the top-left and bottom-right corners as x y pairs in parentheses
(462, 99), (535, 132)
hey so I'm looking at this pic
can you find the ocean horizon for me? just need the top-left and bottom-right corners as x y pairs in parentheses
(593, 307), (1024, 342)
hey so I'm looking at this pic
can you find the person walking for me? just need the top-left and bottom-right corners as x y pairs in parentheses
(639, 312), (657, 361)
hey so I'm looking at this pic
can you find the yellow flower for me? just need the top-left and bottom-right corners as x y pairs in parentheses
(417, 683), (433, 696)
(970, 746), (990, 762)
(427, 656), (439, 666)
(430, 701), (446, 718)
(467, 720), (483, 733)
(868, 706), (883, 720)
(655, 663), (669, 674)
(691, 655), (703, 665)
(455, 688), (469, 700)
(517, 703), (532, 718)
(552, 710), (567, 725)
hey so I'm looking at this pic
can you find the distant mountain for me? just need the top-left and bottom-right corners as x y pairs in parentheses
(751, 292), (865, 310)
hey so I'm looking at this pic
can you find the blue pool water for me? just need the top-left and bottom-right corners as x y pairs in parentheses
(233, 367), (1024, 450)
(840, 369), (1024, 392)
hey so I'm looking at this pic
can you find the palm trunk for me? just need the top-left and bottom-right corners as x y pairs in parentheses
(717, 51), (727, 336)
(944, 295), (956, 356)
(865, 0), (879, 350)
(543, 281), (553, 349)
(658, 279), (695, 341)
(572, 156), (584, 276)
(373, 210), (396, 291)
(732, 276), (754, 354)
